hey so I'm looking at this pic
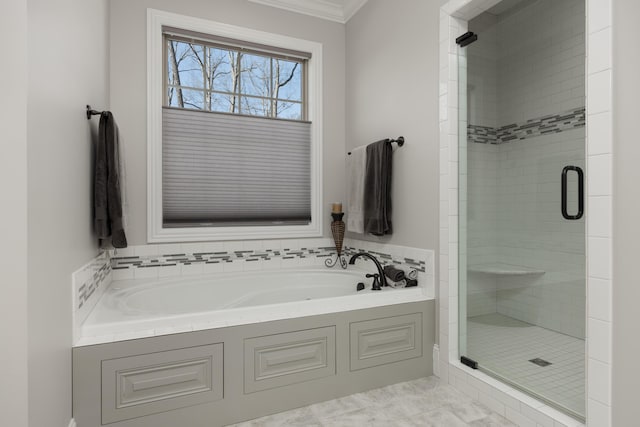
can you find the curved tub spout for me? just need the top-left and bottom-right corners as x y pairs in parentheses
(348, 252), (388, 290)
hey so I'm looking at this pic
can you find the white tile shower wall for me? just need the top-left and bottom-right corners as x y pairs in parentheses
(439, 6), (470, 380)
(441, 0), (613, 423)
(495, 128), (586, 338)
(462, 0), (586, 339)
(466, 142), (499, 318)
(466, 12), (498, 129)
(71, 251), (112, 344)
(496, 0), (586, 126)
(585, 0), (613, 423)
(466, 0), (586, 141)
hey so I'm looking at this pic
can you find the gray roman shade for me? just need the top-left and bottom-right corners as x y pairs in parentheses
(162, 107), (311, 227)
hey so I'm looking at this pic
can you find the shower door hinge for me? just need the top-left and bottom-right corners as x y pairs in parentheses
(456, 31), (478, 47)
(461, 356), (479, 369)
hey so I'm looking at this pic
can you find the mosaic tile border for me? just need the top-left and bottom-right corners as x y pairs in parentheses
(343, 247), (427, 272)
(111, 245), (428, 274)
(113, 246), (338, 268)
(72, 251), (112, 343)
(74, 253), (111, 310)
(468, 107), (586, 145)
(467, 124), (496, 144)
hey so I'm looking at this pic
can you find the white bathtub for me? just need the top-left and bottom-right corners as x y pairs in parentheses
(77, 267), (433, 346)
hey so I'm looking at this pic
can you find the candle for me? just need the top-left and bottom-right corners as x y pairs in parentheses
(331, 202), (343, 213)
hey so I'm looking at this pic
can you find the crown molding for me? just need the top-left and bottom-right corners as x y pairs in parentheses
(249, 0), (369, 24)
(342, 0), (369, 22)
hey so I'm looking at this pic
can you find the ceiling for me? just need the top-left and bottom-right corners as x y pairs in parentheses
(248, 0), (369, 24)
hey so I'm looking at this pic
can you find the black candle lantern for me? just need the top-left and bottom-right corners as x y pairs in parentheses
(326, 206), (347, 269)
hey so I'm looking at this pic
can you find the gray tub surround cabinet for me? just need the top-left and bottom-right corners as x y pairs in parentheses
(73, 301), (434, 427)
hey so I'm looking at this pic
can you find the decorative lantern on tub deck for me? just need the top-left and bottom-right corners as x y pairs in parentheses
(326, 203), (347, 268)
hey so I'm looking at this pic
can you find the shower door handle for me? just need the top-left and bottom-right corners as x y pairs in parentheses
(561, 166), (584, 220)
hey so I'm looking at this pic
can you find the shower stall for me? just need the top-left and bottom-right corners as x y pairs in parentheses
(457, 0), (586, 420)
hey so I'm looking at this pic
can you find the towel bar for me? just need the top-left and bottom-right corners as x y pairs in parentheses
(348, 136), (404, 155)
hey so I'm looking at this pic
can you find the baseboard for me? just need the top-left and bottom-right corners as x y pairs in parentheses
(68, 418), (76, 427)
(432, 344), (440, 377)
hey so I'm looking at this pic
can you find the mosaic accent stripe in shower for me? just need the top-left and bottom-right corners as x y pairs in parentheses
(468, 107), (585, 145)
(467, 124), (497, 144)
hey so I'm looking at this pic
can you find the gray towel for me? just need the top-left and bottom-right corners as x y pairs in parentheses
(94, 111), (127, 248)
(363, 139), (393, 235)
(383, 265), (405, 282)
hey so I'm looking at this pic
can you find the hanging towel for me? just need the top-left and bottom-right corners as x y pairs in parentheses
(346, 146), (367, 233)
(363, 139), (393, 236)
(94, 111), (128, 248)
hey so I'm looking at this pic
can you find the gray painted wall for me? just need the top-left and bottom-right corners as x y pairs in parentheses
(12, 0), (640, 424)
(0, 1), (28, 426)
(345, 0), (441, 343)
(109, 0), (346, 245)
(612, 0), (640, 423)
(26, 0), (109, 426)
(345, 0), (440, 250)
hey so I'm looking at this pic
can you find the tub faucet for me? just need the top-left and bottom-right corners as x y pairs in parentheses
(348, 252), (387, 291)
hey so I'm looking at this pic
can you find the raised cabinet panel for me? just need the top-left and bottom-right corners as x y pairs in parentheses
(102, 344), (223, 424)
(118, 359), (211, 407)
(350, 313), (422, 371)
(244, 327), (335, 393)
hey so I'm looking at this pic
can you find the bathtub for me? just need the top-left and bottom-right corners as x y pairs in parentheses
(77, 267), (433, 346)
(73, 266), (435, 426)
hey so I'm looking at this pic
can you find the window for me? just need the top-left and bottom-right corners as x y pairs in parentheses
(165, 34), (305, 120)
(147, 10), (323, 242)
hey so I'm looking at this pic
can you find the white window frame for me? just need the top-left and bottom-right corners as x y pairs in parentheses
(147, 9), (323, 243)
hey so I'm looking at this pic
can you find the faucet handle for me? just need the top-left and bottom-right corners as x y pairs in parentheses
(365, 273), (382, 291)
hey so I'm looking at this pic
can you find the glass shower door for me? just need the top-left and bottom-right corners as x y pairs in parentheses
(457, 0), (586, 420)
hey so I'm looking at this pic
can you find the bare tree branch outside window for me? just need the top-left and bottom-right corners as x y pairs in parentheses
(166, 37), (304, 120)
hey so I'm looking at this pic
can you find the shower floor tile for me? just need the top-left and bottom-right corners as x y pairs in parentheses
(467, 313), (585, 418)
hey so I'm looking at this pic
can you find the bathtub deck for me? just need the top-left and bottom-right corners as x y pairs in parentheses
(76, 267), (433, 346)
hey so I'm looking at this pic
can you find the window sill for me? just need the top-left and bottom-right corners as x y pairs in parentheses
(148, 222), (322, 243)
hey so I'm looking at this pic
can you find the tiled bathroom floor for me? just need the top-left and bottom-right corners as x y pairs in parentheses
(226, 376), (515, 426)
(467, 313), (585, 418)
